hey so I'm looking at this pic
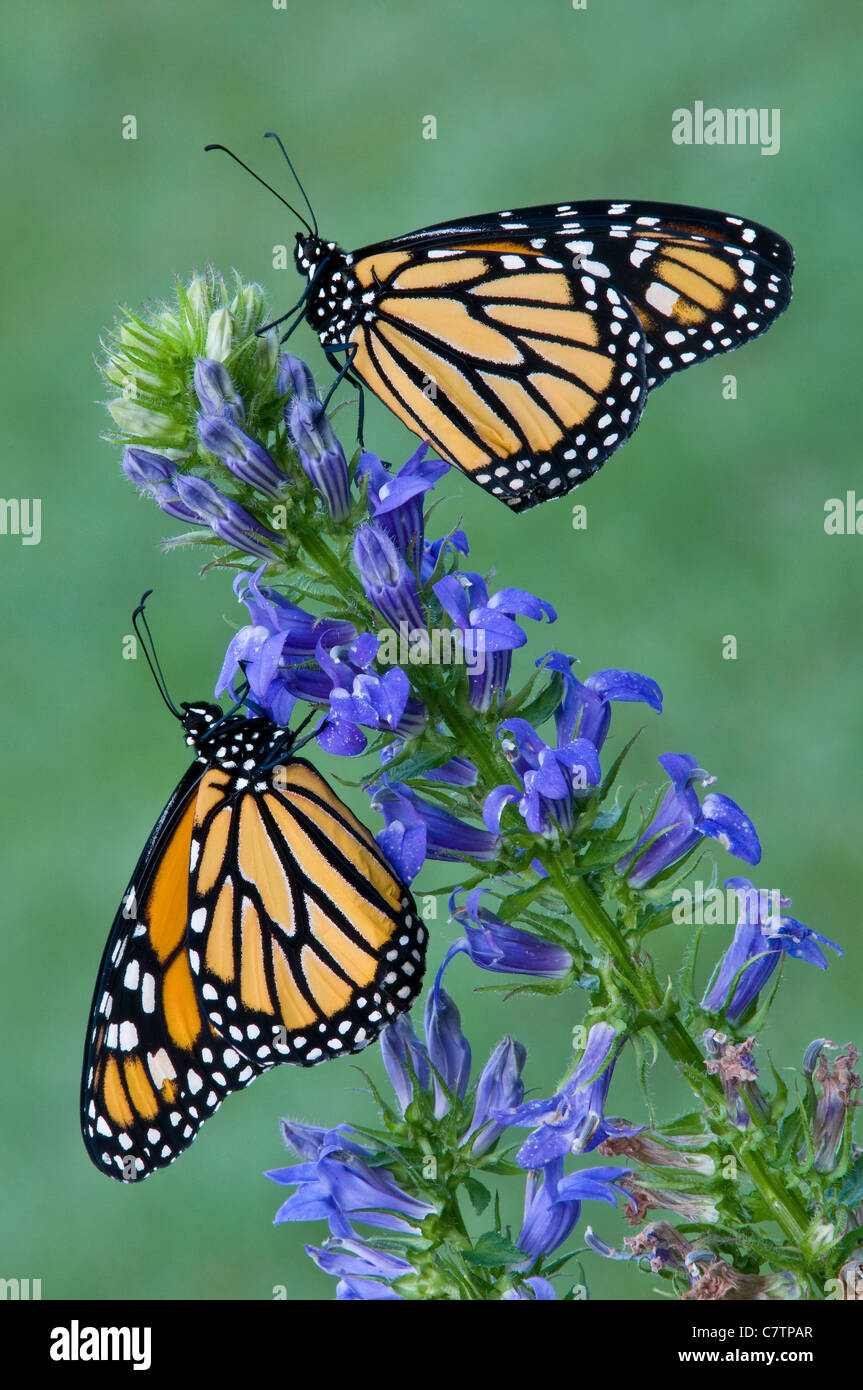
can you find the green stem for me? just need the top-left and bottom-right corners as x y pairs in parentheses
(434, 698), (504, 790)
(544, 859), (812, 1249)
(294, 526), (361, 601)
(545, 859), (654, 1006)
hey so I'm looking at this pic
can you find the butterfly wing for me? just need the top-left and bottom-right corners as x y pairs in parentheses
(332, 199), (791, 509)
(83, 756), (425, 1181)
(81, 764), (231, 1181)
(346, 244), (649, 509)
(501, 199), (794, 390)
(377, 197), (794, 389)
(188, 759), (425, 1069)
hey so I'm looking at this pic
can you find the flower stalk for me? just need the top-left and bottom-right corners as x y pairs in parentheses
(100, 270), (856, 1301)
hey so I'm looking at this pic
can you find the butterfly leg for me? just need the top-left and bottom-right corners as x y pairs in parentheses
(322, 341), (366, 447)
(275, 302), (314, 345)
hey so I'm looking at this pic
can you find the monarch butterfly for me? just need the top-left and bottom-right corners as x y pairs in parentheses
(81, 595), (425, 1182)
(207, 135), (794, 512)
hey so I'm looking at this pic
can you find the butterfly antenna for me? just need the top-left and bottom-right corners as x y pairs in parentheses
(203, 142), (313, 235)
(263, 131), (319, 237)
(132, 590), (184, 720)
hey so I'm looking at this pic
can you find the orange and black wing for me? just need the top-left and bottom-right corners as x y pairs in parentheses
(187, 759), (425, 1069)
(336, 199), (792, 510)
(82, 760), (425, 1181)
(511, 199), (794, 390)
(380, 197), (794, 390)
(81, 764), (231, 1181)
(346, 244), (648, 509)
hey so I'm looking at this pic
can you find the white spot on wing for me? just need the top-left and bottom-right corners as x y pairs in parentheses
(142, 973), (156, 1014)
(645, 282), (680, 316)
(148, 1048), (177, 1088)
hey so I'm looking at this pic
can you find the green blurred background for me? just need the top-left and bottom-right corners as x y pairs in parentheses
(1, 0), (861, 1301)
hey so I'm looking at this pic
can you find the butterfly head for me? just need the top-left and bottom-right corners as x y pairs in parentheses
(180, 701), (224, 749)
(295, 233), (347, 283)
(295, 233), (327, 279)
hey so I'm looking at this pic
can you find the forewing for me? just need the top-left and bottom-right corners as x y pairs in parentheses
(347, 244), (649, 510)
(370, 197), (793, 390)
(81, 766), (232, 1181)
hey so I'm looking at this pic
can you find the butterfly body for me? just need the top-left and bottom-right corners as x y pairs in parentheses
(294, 198), (793, 511)
(82, 700), (425, 1181)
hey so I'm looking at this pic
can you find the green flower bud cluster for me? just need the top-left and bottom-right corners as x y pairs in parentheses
(101, 269), (277, 458)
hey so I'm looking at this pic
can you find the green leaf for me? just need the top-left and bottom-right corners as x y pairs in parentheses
(839, 1155), (863, 1208)
(631, 1031), (658, 1124)
(660, 1110), (715, 1139)
(383, 745), (459, 782)
(494, 880), (553, 920)
(678, 920), (706, 999)
(502, 672), (564, 727)
(461, 1231), (525, 1269)
(462, 1176), (492, 1216)
(775, 1109), (805, 1166)
(766, 1051), (788, 1122)
(591, 794), (632, 835)
(599, 727), (644, 801)
(823, 1222), (863, 1267)
(473, 1156), (524, 1178)
(576, 834), (641, 870)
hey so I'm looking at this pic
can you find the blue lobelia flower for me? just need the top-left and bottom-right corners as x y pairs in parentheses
(196, 412), (286, 499)
(516, 1156), (632, 1263)
(193, 357), (246, 422)
(424, 986), (472, 1118)
(174, 473), (281, 560)
(417, 754), (478, 786)
(314, 629), (425, 756)
(122, 445), (179, 488)
(540, 651), (663, 749)
(357, 444), (449, 570)
(215, 566), (352, 724)
(334, 1277), (406, 1301)
(618, 753), (761, 890)
(380, 991), (527, 1143)
(122, 447), (203, 524)
(484, 717), (602, 836)
(306, 1238), (417, 1301)
(278, 352), (318, 404)
(267, 1131), (434, 1238)
(215, 567), (425, 747)
(354, 524), (426, 630)
(442, 887), (573, 980)
(379, 1013), (431, 1115)
(494, 1022), (642, 1168)
(460, 1035), (528, 1156)
(278, 1118), (367, 1162)
(271, 992), (588, 1297)
(286, 393), (351, 522)
(702, 877), (841, 1026)
(368, 778), (500, 883)
(434, 572), (557, 711)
